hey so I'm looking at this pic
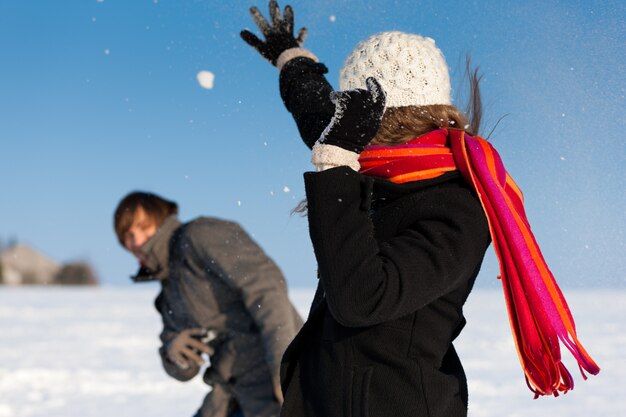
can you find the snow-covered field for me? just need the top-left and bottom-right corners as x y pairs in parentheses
(0, 287), (623, 417)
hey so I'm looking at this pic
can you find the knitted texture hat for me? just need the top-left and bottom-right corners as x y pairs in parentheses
(339, 32), (451, 108)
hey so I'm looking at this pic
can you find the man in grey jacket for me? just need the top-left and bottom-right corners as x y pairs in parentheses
(114, 191), (303, 417)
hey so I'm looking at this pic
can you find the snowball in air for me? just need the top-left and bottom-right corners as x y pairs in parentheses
(329, 15), (336, 22)
(197, 71), (215, 90)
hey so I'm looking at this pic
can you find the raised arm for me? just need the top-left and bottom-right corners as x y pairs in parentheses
(241, 0), (335, 149)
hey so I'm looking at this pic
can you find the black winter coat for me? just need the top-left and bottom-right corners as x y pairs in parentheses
(277, 57), (491, 417)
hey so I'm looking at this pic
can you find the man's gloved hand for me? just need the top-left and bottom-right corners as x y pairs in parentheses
(240, 0), (307, 66)
(166, 328), (212, 370)
(318, 77), (386, 154)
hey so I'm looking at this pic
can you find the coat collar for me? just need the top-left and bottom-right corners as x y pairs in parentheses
(131, 215), (182, 283)
(370, 171), (460, 210)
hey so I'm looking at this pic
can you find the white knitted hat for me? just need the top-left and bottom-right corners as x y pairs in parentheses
(339, 32), (451, 108)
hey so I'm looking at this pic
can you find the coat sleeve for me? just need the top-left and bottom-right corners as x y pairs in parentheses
(304, 166), (490, 327)
(189, 220), (303, 381)
(154, 292), (201, 381)
(279, 57), (336, 149)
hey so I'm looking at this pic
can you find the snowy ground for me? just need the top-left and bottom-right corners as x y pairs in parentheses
(0, 287), (623, 417)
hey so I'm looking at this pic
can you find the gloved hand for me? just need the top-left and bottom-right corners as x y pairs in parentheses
(166, 328), (212, 370)
(318, 77), (386, 154)
(240, 0), (307, 66)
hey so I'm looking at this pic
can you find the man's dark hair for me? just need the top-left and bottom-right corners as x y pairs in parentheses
(114, 191), (178, 246)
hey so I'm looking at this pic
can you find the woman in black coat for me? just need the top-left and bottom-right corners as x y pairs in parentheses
(243, 1), (601, 416)
(242, 4), (490, 415)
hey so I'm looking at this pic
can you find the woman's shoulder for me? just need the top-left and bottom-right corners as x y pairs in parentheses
(376, 173), (487, 230)
(373, 171), (474, 206)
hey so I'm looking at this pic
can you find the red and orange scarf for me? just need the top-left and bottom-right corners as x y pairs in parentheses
(359, 129), (600, 397)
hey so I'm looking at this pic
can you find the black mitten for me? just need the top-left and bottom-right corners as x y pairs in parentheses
(240, 0), (307, 66)
(319, 77), (386, 154)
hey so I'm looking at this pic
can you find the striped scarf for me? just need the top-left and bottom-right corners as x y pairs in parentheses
(359, 129), (600, 397)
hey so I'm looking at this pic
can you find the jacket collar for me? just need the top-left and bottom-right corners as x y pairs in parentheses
(370, 171), (460, 210)
(131, 215), (182, 283)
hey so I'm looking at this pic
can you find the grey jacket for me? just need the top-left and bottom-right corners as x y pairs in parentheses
(135, 215), (303, 417)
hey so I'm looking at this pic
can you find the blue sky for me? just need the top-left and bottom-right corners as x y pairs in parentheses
(0, 0), (624, 288)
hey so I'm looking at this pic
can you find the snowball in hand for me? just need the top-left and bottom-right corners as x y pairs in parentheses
(196, 71), (215, 89)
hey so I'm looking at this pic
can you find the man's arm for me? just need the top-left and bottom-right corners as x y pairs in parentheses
(155, 292), (202, 381)
(186, 220), (302, 390)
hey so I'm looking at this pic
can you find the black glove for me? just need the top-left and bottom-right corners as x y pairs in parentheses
(319, 77), (386, 154)
(240, 0), (307, 66)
